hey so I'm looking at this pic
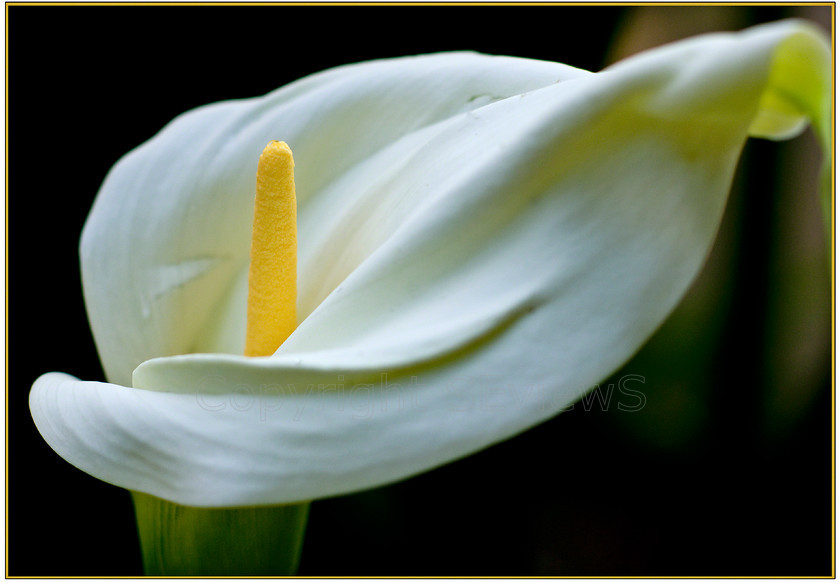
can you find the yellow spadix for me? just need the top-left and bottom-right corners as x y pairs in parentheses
(245, 141), (297, 357)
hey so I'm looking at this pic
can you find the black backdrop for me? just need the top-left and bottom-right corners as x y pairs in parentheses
(8, 4), (833, 577)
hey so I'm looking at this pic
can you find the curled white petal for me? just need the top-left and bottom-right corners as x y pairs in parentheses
(78, 52), (588, 386)
(31, 20), (830, 506)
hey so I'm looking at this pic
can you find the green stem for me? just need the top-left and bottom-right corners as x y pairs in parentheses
(132, 492), (309, 576)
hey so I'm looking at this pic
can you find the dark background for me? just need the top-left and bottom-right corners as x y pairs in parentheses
(8, 4), (833, 577)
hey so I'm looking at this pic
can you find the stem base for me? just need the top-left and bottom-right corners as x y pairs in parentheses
(132, 491), (309, 576)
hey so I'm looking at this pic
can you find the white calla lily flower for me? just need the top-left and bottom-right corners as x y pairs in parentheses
(30, 20), (830, 508)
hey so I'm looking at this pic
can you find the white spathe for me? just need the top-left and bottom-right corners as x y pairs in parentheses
(30, 20), (830, 507)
